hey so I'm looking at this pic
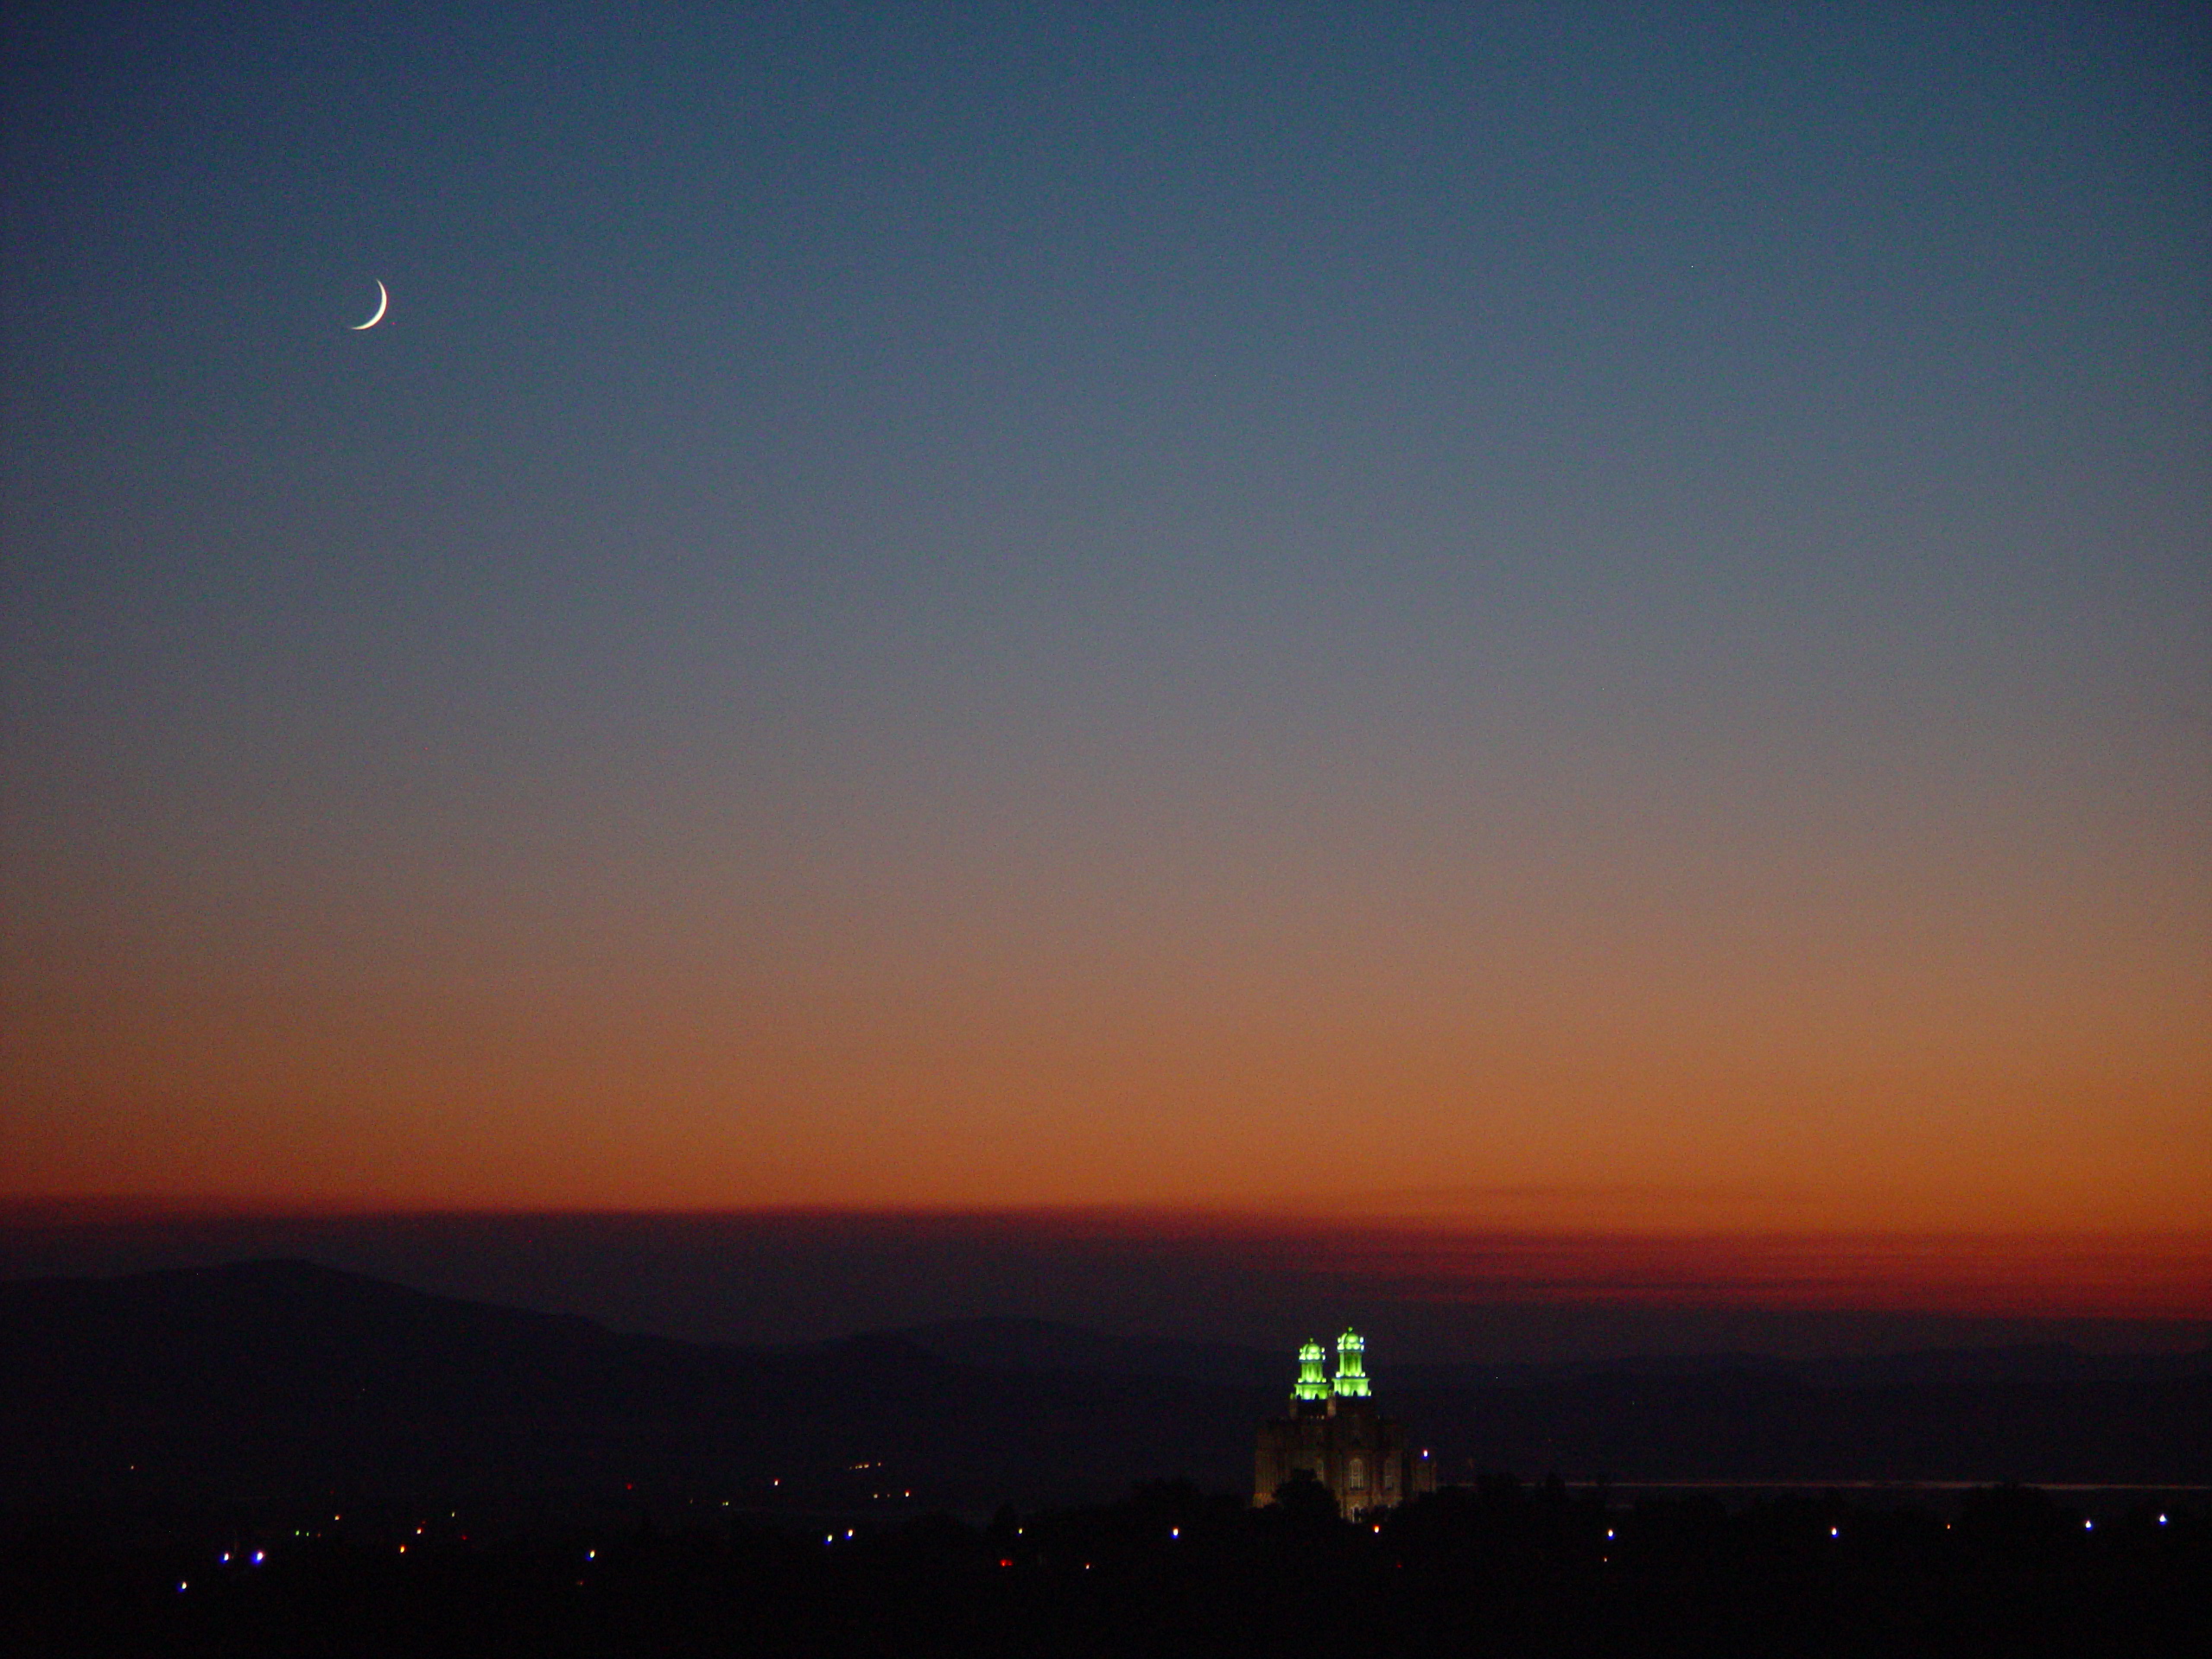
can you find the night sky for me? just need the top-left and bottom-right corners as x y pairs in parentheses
(3, 6), (2206, 1323)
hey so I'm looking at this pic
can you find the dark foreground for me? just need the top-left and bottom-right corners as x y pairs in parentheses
(7, 1479), (2202, 1658)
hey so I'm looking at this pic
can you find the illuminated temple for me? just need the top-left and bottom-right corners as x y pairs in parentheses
(1254, 1329), (1435, 1517)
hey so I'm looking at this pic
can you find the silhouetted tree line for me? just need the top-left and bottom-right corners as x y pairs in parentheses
(3, 1478), (2201, 1656)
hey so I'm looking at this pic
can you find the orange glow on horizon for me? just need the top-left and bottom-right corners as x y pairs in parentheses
(7, 702), (2204, 1302)
(3, 1197), (2203, 1322)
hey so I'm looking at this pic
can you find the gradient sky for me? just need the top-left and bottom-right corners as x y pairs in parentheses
(4, 5), (2208, 1258)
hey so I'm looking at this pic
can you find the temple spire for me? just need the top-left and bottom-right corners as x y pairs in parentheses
(1332, 1328), (1371, 1397)
(1293, 1338), (1330, 1402)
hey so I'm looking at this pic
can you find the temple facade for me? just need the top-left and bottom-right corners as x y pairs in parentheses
(1253, 1329), (1435, 1517)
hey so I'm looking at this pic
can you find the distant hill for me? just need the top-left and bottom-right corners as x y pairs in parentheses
(889, 1315), (1282, 1386)
(893, 1316), (2212, 1393)
(3, 1262), (2206, 1519)
(0, 1261), (1263, 1513)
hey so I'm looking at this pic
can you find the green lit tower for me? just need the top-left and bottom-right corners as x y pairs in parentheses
(1332, 1328), (1371, 1397)
(1294, 1338), (1331, 1402)
(1255, 1325), (1433, 1515)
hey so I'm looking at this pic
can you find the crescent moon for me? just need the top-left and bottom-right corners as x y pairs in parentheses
(350, 281), (388, 331)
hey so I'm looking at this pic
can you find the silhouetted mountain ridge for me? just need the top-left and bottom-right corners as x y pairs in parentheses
(3, 1262), (2205, 1515)
(887, 1313), (2212, 1391)
(887, 1315), (1283, 1386)
(0, 1262), (1262, 1510)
